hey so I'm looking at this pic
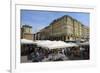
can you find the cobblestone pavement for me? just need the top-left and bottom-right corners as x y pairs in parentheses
(21, 56), (32, 63)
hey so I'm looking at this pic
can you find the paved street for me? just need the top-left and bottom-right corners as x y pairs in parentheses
(21, 56), (32, 63)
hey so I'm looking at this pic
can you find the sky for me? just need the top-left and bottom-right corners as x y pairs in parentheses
(21, 10), (90, 33)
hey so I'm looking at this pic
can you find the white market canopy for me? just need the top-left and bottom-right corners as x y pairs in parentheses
(21, 39), (78, 49)
(21, 39), (34, 44)
(34, 40), (78, 49)
(79, 41), (89, 46)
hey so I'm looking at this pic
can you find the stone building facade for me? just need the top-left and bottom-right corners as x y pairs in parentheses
(21, 25), (33, 40)
(33, 15), (89, 41)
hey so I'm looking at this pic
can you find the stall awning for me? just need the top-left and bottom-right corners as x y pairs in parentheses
(79, 42), (89, 46)
(34, 40), (78, 49)
(21, 39), (34, 44)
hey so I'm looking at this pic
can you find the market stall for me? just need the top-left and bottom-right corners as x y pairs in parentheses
(32, 40), (79, 61)
(78, 41), (89, 59)
(21, 39), (35, 56)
